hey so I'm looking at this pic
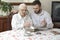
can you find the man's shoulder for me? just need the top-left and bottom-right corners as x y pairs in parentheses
(42, 10), (50, 15)
(42, 10), (48, 13)
(42, 10), (51, 17)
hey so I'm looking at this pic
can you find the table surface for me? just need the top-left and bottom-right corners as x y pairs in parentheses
(0, 28), (60, 40)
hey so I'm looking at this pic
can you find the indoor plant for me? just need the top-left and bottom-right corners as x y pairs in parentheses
(0, 1), (12, 16)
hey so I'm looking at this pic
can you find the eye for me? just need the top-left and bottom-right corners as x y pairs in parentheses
(25, 10), (27, 11)
(33, 8), (38, 9)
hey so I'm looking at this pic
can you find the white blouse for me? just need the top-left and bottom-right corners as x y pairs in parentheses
(11, 13), (32, 30)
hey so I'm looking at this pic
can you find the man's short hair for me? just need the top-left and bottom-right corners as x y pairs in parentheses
(32, 1), (41, 6)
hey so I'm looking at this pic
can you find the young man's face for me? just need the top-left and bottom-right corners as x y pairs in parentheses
(33, 4), (41, 14)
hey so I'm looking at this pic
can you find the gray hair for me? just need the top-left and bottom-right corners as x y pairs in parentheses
(18, 3), (27, 10)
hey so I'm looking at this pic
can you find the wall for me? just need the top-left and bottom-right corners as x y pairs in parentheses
(1, 0), (60, 15)
(40, 0), (60, 15)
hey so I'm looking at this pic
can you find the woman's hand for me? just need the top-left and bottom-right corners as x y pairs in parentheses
(24, 22), (31, 27)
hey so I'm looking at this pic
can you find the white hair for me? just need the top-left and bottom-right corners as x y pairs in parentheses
(18, 3), (27, 10)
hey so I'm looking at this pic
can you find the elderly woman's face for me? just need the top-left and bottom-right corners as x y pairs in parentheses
(19, 6), (27, 17)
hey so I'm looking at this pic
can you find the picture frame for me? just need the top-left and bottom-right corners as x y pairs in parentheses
(1, 0), (35, 5)
(51, 1), (60, 22)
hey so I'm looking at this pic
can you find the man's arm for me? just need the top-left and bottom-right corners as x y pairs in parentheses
(11, 10), (18, 14)
(45, 12), (54, 29)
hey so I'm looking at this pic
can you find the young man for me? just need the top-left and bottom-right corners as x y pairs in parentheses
(11, 4), (32, 30)
(30, 1), (53, 30)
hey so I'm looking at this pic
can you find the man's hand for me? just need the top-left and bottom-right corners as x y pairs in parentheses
(11, 10), (18, 13)
(40, 19), (47, 27)
(24, 22), (31, 27)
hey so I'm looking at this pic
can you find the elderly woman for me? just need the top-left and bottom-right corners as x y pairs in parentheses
(11, 4), (32, 30)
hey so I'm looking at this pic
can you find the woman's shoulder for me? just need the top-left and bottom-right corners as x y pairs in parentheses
(13, 14), (18, 16)
(13, 14), (18, 17)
